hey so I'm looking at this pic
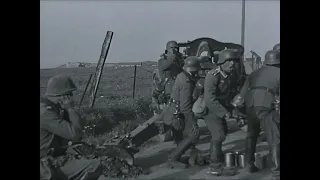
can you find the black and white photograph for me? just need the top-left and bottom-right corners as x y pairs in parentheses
(40, 0), (280, 179)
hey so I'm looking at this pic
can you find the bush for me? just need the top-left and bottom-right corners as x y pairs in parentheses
(81, 96), (154, 145)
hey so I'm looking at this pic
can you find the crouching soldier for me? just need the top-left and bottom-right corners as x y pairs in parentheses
(40, 75), (102, 180)
(203, 49), (240, 176)
(167, 56), (201, 168)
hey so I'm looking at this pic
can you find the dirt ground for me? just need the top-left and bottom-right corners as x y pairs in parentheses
(99, 120), (273, 180)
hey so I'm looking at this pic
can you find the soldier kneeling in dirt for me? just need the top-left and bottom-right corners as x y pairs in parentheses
(40, 75), (102, 180)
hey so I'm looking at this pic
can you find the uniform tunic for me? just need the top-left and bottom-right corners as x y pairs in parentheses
(40, 98), (102, 180)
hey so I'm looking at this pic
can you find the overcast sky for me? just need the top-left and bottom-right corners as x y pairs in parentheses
(40, 0), (280, 69)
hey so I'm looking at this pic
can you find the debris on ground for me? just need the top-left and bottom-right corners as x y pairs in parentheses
(71, 143), (145, 179)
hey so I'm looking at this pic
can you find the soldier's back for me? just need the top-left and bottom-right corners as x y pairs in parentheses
(245, 65), (280, 108)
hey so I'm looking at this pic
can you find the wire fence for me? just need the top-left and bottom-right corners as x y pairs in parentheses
(40, 65), (157, 100)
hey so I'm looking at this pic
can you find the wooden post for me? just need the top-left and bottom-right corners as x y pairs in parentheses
(79, 73), (93, 108)
(132, 65), (137, 99)
(89, 31), (114, 108)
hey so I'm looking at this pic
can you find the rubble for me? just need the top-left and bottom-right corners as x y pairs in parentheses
(73, 143), (145, 179)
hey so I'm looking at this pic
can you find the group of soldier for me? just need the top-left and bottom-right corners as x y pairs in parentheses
(152, 41), (280, 179)
(40, 39), (280, 180)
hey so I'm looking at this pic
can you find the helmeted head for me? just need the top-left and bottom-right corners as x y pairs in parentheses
(273, 43), (280, 52)
(166, 41), (179, 54)
(217, 49), (239, 73)
(45, 75), (77, 97)
(183, 56), (201, 76)
(198, 56), (215, 78)
(264, 50), (280, 65)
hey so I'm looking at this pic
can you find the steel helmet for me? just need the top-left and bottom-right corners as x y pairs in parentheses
(217, 49), (239, 65)
(199, 56), (214, 69)
(183, 56), (201, 73)
(45, 75), (77, 97)
(273, 43), (280, 51)
(166, 41), (179, 51)
(264, 50), (280, 65)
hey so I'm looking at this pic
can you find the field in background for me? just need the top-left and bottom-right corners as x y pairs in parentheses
(40, 66), (157, 145)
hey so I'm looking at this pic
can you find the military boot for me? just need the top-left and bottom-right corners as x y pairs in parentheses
(245, 137), (259, 173)
(168, 138), (192, 169)
(271, 145), (280, 180)
(208, 141), (224, 176)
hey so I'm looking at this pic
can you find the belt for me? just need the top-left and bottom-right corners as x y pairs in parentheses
(248, 86), (275, 96)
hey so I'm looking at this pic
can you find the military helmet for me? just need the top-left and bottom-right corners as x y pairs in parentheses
(166, 41), (179, 51)
(264, 50), (280, 65)
(183, 56), (201, 73)
(199, 56), (214, 69)
(45, 75), (77, 97)
(217, 49), (239, 65)
(273, 43), (280, 51)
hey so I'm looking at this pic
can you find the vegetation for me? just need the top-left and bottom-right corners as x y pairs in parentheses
(40, 66), (157, 145)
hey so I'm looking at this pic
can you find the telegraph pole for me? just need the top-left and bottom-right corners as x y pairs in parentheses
(241, 0), (245, 47)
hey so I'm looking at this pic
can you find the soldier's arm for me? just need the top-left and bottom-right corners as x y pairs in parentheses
(158, 55), (176, 71)
(204, 74), (228, 118)
(40, 108), (84, 141)
(179, 81), (197, 124)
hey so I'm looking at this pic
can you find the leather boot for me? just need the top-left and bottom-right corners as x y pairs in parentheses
(271, 144), (280, 179)
(208, 141), (223, 175)
(245, 137), (259, 173)
(168, 137), (192, 169)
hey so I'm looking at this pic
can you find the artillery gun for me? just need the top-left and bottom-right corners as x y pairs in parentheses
(103, 38), (247, 165)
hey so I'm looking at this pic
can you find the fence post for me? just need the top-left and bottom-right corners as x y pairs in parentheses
(132, 65), (137, 99)
(78, 73), (93, 108)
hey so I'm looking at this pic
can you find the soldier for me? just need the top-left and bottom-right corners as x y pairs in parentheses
(167, 56), (201, 169)
(203, 49), (240, 176)
(40, 75), (102, 180)
(156, 41), (184, 103)
(273, 43), (280, 52)
(241, 50), (280, 180)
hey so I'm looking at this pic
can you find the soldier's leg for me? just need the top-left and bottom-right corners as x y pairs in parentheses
(260, 109), (280, 179)
(168, 120), (199, 169)
(204, 115), (226, 171)
(58, 159), (103, 180)
(245, 107), (261, 173)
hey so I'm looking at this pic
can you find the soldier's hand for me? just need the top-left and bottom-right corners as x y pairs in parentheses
(191, 124), (200, 136)
(59, 96), (75, 110)
(224, 112), (232, 121)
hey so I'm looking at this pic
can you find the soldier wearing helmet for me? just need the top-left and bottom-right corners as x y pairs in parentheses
(273, 43), (280, 52)
(154, 41), (184, 105)
(40, 75), (102, 180)
(164, 56), (202, 169)
(203, 49), (240, 176)
(240, 50), (280, 179)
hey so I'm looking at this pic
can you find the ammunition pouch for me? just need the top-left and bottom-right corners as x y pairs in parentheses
(172, 113), (185, 131)
(158, 93), (171, 104)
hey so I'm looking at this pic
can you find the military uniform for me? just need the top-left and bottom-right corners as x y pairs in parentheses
(165, 56), (201, 168)
(158, 53), (183, 96)
(40, 75), (102, 180)
(242, 50), (280, 179)
(203, 50), (240, 175)
(203, 66), (237, 168)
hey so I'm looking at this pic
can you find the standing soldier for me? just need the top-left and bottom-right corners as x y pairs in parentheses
(152, 41), (184, 114)
(203, 49), (240, 176)
(156, 41), (184, 102)
(241, 50), (280, 180)
(167, 56), (201, 169)
(40, 75), (102, 180)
